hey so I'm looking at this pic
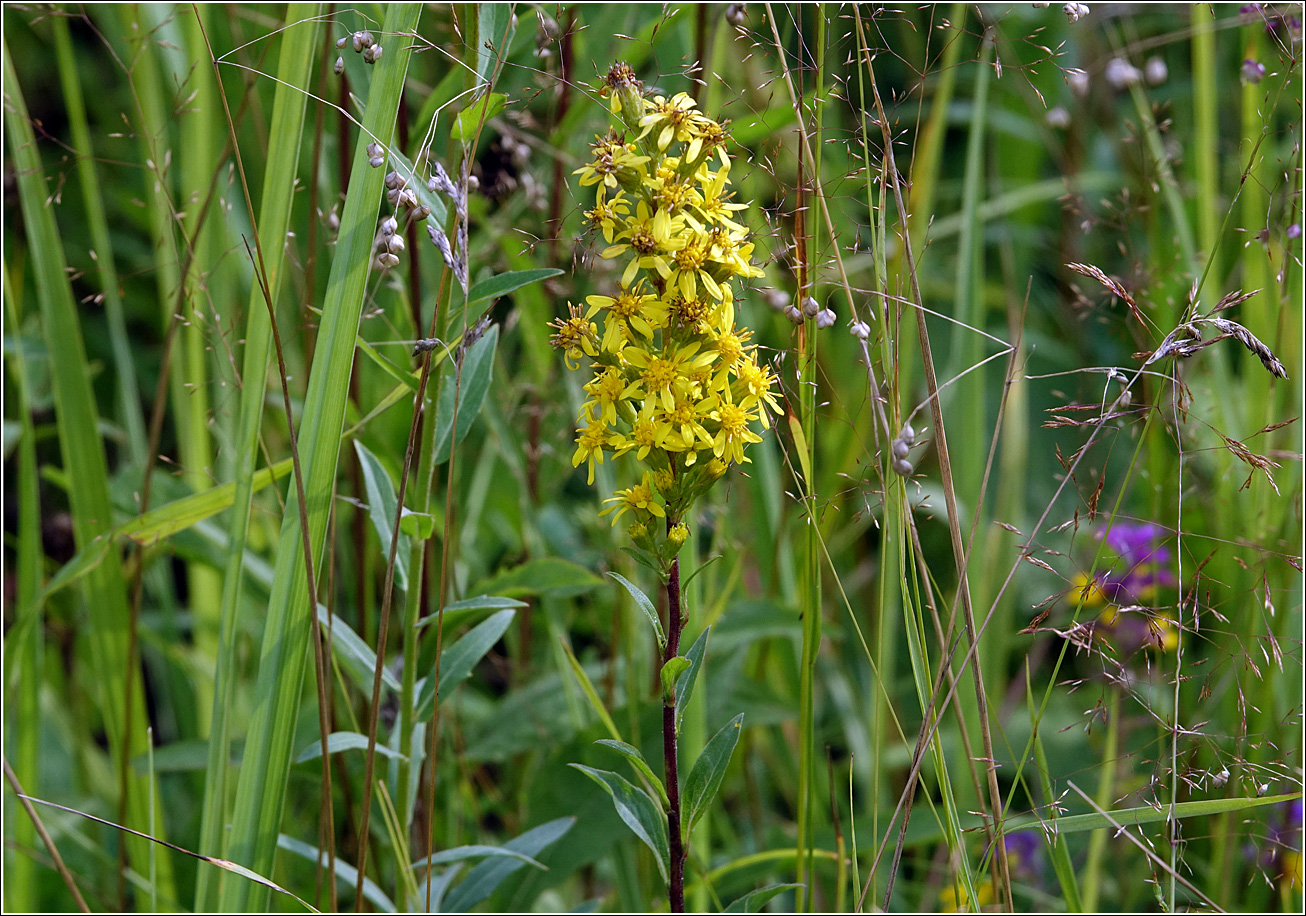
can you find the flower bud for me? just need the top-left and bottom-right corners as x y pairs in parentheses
(892, 439), (910, 460)
(412, 204), (431, 221)
(387, 235), (405, 254)
(725, 3), (747, 26)
(1241, 58), (1266, 84)
(1145, 56), (1168, 86)
(359, 31), (374, 48)
(352, 31), (365, 53)
(892, 458), (913, 477)
(783, 304), (804, 325)
(397, 188), (418, 210)
(899, 422), (915, 445)
(801, 295), (820, 317)
(603, 62), (646, 132)
(369, 156), (386, 169)
(334, 56), (345, 75)
(668, 523), (689, 547)
(336, 35), (349, 49)
(815, 308), (836, 329)
(1045, 106), (1071, 129)
(849, 319), (871, 340)
(386, 188), (401, 206)
(385, 170), (403, 190)
(1105, 58), (1142, 90)
(1063, 2), (1090, 23)
(380, 216), (398, 236)
(1067, 68), (1090, 97)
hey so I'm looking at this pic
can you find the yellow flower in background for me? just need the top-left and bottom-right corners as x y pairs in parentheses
(551, 62), (781, 564)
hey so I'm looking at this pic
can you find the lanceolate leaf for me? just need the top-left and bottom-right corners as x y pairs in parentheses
(609, 571), (666, 649)
(295, 731), (407, 764)
(675, 626), (711, 731)
(467, 267), (564, 308)
(440, 817), (574, 912)
(414, 608), (516, 722)
(432, 324), (499, 465)
(571, 765), (670, 885)
(354, 440), (411, 591)
(683, 714), (745, 840)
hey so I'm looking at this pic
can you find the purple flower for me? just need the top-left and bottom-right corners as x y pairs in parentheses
(1099, 521), (1175, 604)
(1242, 58), (1266, 84)
(1004, 830), (1045, 884)
(1288, 223), (1302, 240)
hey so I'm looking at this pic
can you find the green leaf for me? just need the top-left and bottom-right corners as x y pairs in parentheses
(558, 640), (623, 742)
(414, 608), (516, 722)
(399, 509), (437, 540)
(660, 656), (692, 705)
(724, 883), (804, 913)
(680, 553), (723, 592)
(609, 572), (665, 649)
(475, 3), (515, 86)
(570, 765), (670, 885)
(353, 441), (410, 591)
(452, 91), (506, 141)
(432, 324), (499, 465)
(683, 713), (744, 840)
(277, 834), (396, 913)
(787, 412), (814, 495)
(466, 267), (564, 307)
(440, 817), (574, 912)
(415, 594), (528, 632)
(295, 732), (407, 764)
(317, 605), (402, 695)
(473, 556), (604, 599)
(675, 626), (711, 731)
(595, 739), (669, 809)
(620, 545), (664, 575)
(413, 845), (545, 870)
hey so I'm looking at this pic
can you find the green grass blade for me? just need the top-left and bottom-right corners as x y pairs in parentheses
(3, 39), (178, 906)
(195, 7), (321, 909)
(216, 5), (425, 909)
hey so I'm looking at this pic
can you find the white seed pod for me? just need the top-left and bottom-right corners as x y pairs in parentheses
(815, 308), (836, 329)
(380, 215), (398, 236)
(892, 458), (913, 478)
(352, 31), (365, 53)
(370, 44), (382, 63)
(849, 319), (870, 340)
(783, 304), (804, 325)
(362, 45), (374, 63)
(375, 252), (400, 270)
(386, 187), (401, 207)
(334, 56), (345, 76)
(1104, 58), (1142, 90)
(386, 235), (405, 254)
(1145, 55), (1167, 86)
(899, 422), (915, 445)
(397, 188), (418, 210)
(360, 30), (374, 48)
(1063, 2), (1089, 23)
(369, 156), (386, 169)
(336, 35), (349, 49)
(465, 174), (480, 192)
(1212, 768), (1229, 788)
(412, 204), (431, 221)
(892, 439), (910, 460)
(385, 170), (403, 190)
(725, 2), (747, 26)
(367, 141), (384, 158)
(801, 295), (820, 317)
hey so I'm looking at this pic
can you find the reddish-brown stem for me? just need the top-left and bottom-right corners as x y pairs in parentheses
(664, 526), (685, 913)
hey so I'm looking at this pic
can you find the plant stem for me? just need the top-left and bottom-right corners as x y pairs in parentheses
(665, 535), (686, 913)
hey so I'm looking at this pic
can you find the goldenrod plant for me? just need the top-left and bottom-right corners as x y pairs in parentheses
(554, 63), (778, 912)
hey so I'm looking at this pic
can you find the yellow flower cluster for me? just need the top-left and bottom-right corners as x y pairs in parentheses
(551, 63), (779, 557)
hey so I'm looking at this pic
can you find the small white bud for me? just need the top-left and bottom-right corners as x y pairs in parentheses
(352, 31), (365, 53)
(397, 188), (418, 210)
(362, 45), (374, 63)
(801, 295), (820, 317)
(368, 44), (382, 64)
(387, 235), (405, 254)
(369, 156), (386, 169)
(376, 252), (400, 270)
(783, 304), (804, 325)
(334, 56), (345, 76)
(385, 171), (403, 190)
(1105, 58), (1142, 90)
(326, 211), (340, 232)
(1145, 56), (1168, 86)
(380, 216), (398, 236)
(465, 174), (480, 192)
(1212, 768), (1229, 788)
(359, 31), (374, 49)
(815, 308), (836, 329)
(725, 3), (747, 27)
(892, 439), (911, 460)
(412, 204), (431, 221)
(367, 141), (383, 157)
(1045, 106), (1071, 129)
(336, 35), (349, 49)
(386, 187), (401, 206)
(892, 458), (914, 478)
(849, 319), (871, 340)
(1257, 782), (1269, 797)
(1063, 2), (1090, 23)
(899, 423), (916, 445)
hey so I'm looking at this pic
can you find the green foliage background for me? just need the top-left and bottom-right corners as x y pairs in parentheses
(3, 3), (1301, 912)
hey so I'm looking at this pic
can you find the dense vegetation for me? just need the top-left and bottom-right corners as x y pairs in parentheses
(3, 3), (1301, 912)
